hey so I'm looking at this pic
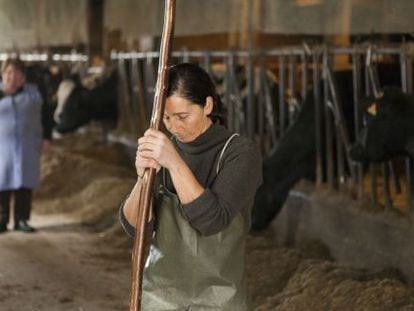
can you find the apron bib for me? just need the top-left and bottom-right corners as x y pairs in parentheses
(142, 134), (251, 311)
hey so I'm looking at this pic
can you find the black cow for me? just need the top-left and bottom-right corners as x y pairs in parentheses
(54, 69), (118, 133)
(251, 70), (357, 231)
(251, 61), (411, 231)
(349, 86), (414, 163)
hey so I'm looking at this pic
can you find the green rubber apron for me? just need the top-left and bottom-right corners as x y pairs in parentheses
(142, 134), (251, 311)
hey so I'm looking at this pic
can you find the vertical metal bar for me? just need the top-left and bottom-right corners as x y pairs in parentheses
(301, 52), (307, 101)
(313, 52), (323, 187)
(365, 48), (378, 208)
(246, 53), (255, 139)
(406, 55), (413, 94)
(400, 51), (408, 93)
(181, 47), (190, 63)
(261, 57), (277, 148)
(278, 55), (286, 137)
(117, 58), (135, 136)
(388, 160), (402, 194)
(367, 48), (382, 98)
(405, 55), (414, 213)
(326, 67), (348, 188)
(257, 54), (265, 149)
(129, 58), (140, 135)
(400, 50), (414, 213)
(144, 54), (156, 118)
(323, 49), (334, 189)
(202, 51), (212, 76)
(288, 54), (296, 126)
(226, 53), (235, 131)
(371, 49), (393, 209)
(352, 51), (363, 198)
(231, 56), (245, 135)
(132, 57), (149, 135)
(246, 0), (255, 138)
(336, 115), (345, 189)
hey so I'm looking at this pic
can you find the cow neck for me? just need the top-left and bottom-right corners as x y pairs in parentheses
(174, 123), (231, 155)
(81, 87), (95, 114)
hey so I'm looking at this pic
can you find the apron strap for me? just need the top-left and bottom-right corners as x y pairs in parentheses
(216, 133), (239, 175)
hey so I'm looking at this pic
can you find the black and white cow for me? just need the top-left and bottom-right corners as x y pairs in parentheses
(54, 69), (118, 133)
(24, 63), (63, 140)
(26, 63), (63, 107)
(349, 86), (414, 163)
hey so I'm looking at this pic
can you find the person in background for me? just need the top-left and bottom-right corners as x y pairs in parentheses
(0, 58), (52, 233)
(119, 63), (262, 310)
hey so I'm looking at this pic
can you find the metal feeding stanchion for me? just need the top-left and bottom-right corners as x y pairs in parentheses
(400, 49), (414, 213)
(322, 48), (335, 189)
(129, 1), (176, 310)
(351, 50), (364, 199)
(312, 51), (323, 187)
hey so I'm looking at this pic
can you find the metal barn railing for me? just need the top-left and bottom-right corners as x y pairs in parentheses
(110, 44), (414, 215)
(0, 51), (90, 79)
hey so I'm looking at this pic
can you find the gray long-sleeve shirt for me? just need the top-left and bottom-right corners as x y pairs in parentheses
(120, 123), (262, 236)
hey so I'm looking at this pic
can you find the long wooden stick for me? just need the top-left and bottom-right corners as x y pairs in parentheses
(129, 1), (176, 310)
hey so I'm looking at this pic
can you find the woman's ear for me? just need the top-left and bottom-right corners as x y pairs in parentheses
(204, 96), (214, 116)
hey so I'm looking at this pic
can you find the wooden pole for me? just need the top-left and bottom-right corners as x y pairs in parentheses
(129, 1), (176, 310)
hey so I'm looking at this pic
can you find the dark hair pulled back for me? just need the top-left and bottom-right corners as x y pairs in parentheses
(167, 63), (227, 126)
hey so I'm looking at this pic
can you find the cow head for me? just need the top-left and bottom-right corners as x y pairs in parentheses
(250, 92), (318, 231)
(54, 70), (119, 134)
(251, 176), (292, 231)
(54, 77), (89, 133)
(349, 87), (414, 163)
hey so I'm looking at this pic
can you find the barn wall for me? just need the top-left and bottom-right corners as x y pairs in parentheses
(104, 0), (242, 50)
(271, 181), (414, 284)
(104, 0), (241, 35)
(0, 0), (88, 50)
(261, 0), (414, 35)
(104, 0), (414, 50)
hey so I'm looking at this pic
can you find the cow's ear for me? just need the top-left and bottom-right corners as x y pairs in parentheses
(366, 102), (377, 116)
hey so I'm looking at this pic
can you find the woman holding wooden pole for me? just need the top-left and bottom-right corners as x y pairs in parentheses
(120, 62), (262, 310)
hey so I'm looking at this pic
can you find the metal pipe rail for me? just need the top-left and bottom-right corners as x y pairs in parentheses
(112, 43), (414, 215)
(0, 52), (89, 62)
(110, 44), (414, 61)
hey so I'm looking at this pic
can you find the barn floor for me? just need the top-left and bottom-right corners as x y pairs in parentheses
(0, 214), (130, 311)
(1, 130), (413, 310)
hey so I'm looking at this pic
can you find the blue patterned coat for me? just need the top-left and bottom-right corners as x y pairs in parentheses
(0, 83), (43, 190)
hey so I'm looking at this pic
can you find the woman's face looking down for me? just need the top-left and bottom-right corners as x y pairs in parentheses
(163, 94), (213, 143)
